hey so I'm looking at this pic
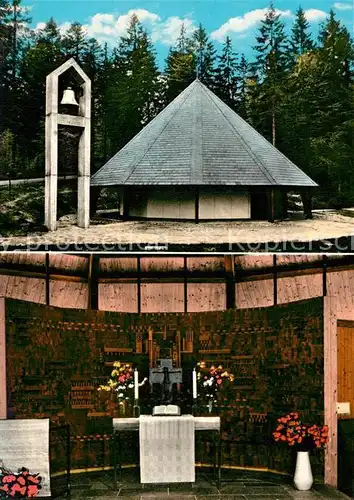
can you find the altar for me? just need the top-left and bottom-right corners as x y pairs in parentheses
(113, 415), (221, 485)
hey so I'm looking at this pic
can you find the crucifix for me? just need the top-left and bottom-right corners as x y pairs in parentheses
(150, 359), (182, 404)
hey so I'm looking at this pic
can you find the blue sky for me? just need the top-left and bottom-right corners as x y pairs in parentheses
(23, 0), (354, 67)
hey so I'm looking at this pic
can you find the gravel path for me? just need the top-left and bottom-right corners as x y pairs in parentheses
(0, 211), (353, 252)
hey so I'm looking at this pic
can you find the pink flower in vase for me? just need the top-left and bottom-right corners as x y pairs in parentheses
(119, 375), (126, 383)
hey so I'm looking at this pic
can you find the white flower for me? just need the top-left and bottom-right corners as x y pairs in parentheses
(128, 383), (134, 388)
(118, 393), (124, 398)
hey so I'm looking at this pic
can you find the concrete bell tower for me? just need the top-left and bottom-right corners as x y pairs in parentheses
(45, 58), (91, 231)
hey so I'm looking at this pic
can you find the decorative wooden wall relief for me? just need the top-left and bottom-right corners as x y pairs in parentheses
(5, 297), (324, 477)
(145, 324), (181, 367)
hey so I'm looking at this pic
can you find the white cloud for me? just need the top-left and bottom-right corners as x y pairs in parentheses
(35, 22), (46, 31)
(115, 9), (160, 34)
(86, 13), (117, 38)
(333, 2), (353, 10)
(304, 9), (327, 21)
(36, 9), (195, 46)
(58, 22), (72, 35)
(151, 16), (196, 45)
(83, 10), (161, 41)
(34, 20), (72, 35)
(210, 8), (292, 42)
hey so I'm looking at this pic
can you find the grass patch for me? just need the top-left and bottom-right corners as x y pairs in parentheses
(0, 182), (78, 236)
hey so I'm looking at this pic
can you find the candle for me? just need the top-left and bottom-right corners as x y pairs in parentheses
(134, 369), (139, 400)
(192, 368), (197, 399)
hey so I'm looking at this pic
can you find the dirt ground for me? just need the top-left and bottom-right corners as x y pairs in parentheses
(1, 209), (353, 252)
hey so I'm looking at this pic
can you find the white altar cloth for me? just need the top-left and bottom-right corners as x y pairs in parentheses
(113, 415), (220, 484)
(139, 415), (195, 484)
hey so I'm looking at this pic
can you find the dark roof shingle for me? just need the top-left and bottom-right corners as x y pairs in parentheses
(91, 80), (318, 188)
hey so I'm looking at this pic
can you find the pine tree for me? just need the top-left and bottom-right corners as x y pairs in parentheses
(13, 18), (64, 175)
(279, 10), (354, 206)
(213, 36), (238, 110)
(0, 0), (31, 176)
(82, 37), (105, 170)
(8, 0), (30, 79)
(164, 23), (196, 104)
(235, 53), (252, 118)
(104, 14), (162, 153)
(290, 6), (314, 59)
(251, 2), (290, 145)
(192, 23), (216, 87)
(0, 0), (10, 68)
(62, 22), (88, 63)
(252, 2), (289, 78)
(0, 0), (11, 137)
(312, 10), (354, 203)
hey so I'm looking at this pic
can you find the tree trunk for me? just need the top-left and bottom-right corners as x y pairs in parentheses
(272, 107), (276, 147)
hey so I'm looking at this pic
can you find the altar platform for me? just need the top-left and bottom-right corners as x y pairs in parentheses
(53, 469), (349, 499)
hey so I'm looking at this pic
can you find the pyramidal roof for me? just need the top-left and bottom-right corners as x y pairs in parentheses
(91, 79), (317, 188)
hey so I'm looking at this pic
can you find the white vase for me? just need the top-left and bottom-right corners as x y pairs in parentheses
(294, 451), (313, 491)
(208, 400), (213, 413)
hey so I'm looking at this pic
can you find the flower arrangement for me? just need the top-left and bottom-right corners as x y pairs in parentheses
(0, 465), (42, 498)
(196, 361), (235, 404)
(272, 412), (329, 451)
(98, 362), (147, 400)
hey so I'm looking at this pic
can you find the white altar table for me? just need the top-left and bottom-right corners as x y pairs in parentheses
(113, 415), (221, 485)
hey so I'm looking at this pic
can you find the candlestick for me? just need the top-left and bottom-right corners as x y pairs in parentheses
(192, 368), (197, 399)
(134, 369), (139, 400)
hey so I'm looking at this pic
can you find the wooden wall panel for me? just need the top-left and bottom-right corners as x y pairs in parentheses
(276, 255), (321, 266)
(99, 284), (138, 312)
(277, 274), (323, 304)
(0, 297), (6, 419)
(324, 296), (338, 488)
(187, 257), (225, 273)
(1, 276), (45, 304)
(236, 279), (274, 309)
(328, 271), (354, 320)
(99, 257), (137, 274)
(49, 253), (88, 274)
(187, 283), (226, 312)
(140, 257), (184, 273)
(0, 252), (45, 268)
(234, 255), (273, 270)
(141, 283), (184, 313)
(50, 281), (88, 309)
(0, 275), (9, 296)
(337, 296), (354, 321)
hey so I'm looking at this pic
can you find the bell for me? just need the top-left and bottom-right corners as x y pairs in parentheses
(60, 87), (79, 107)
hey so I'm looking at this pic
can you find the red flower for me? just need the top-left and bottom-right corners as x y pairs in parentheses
(3, 474), (16, 483)
(27, 484), (40, 497)
(27, 474), (40, 484)
(10, 482), (26, 495)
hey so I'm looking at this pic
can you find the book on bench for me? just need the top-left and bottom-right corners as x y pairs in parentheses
(152, 405), (180, 416)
